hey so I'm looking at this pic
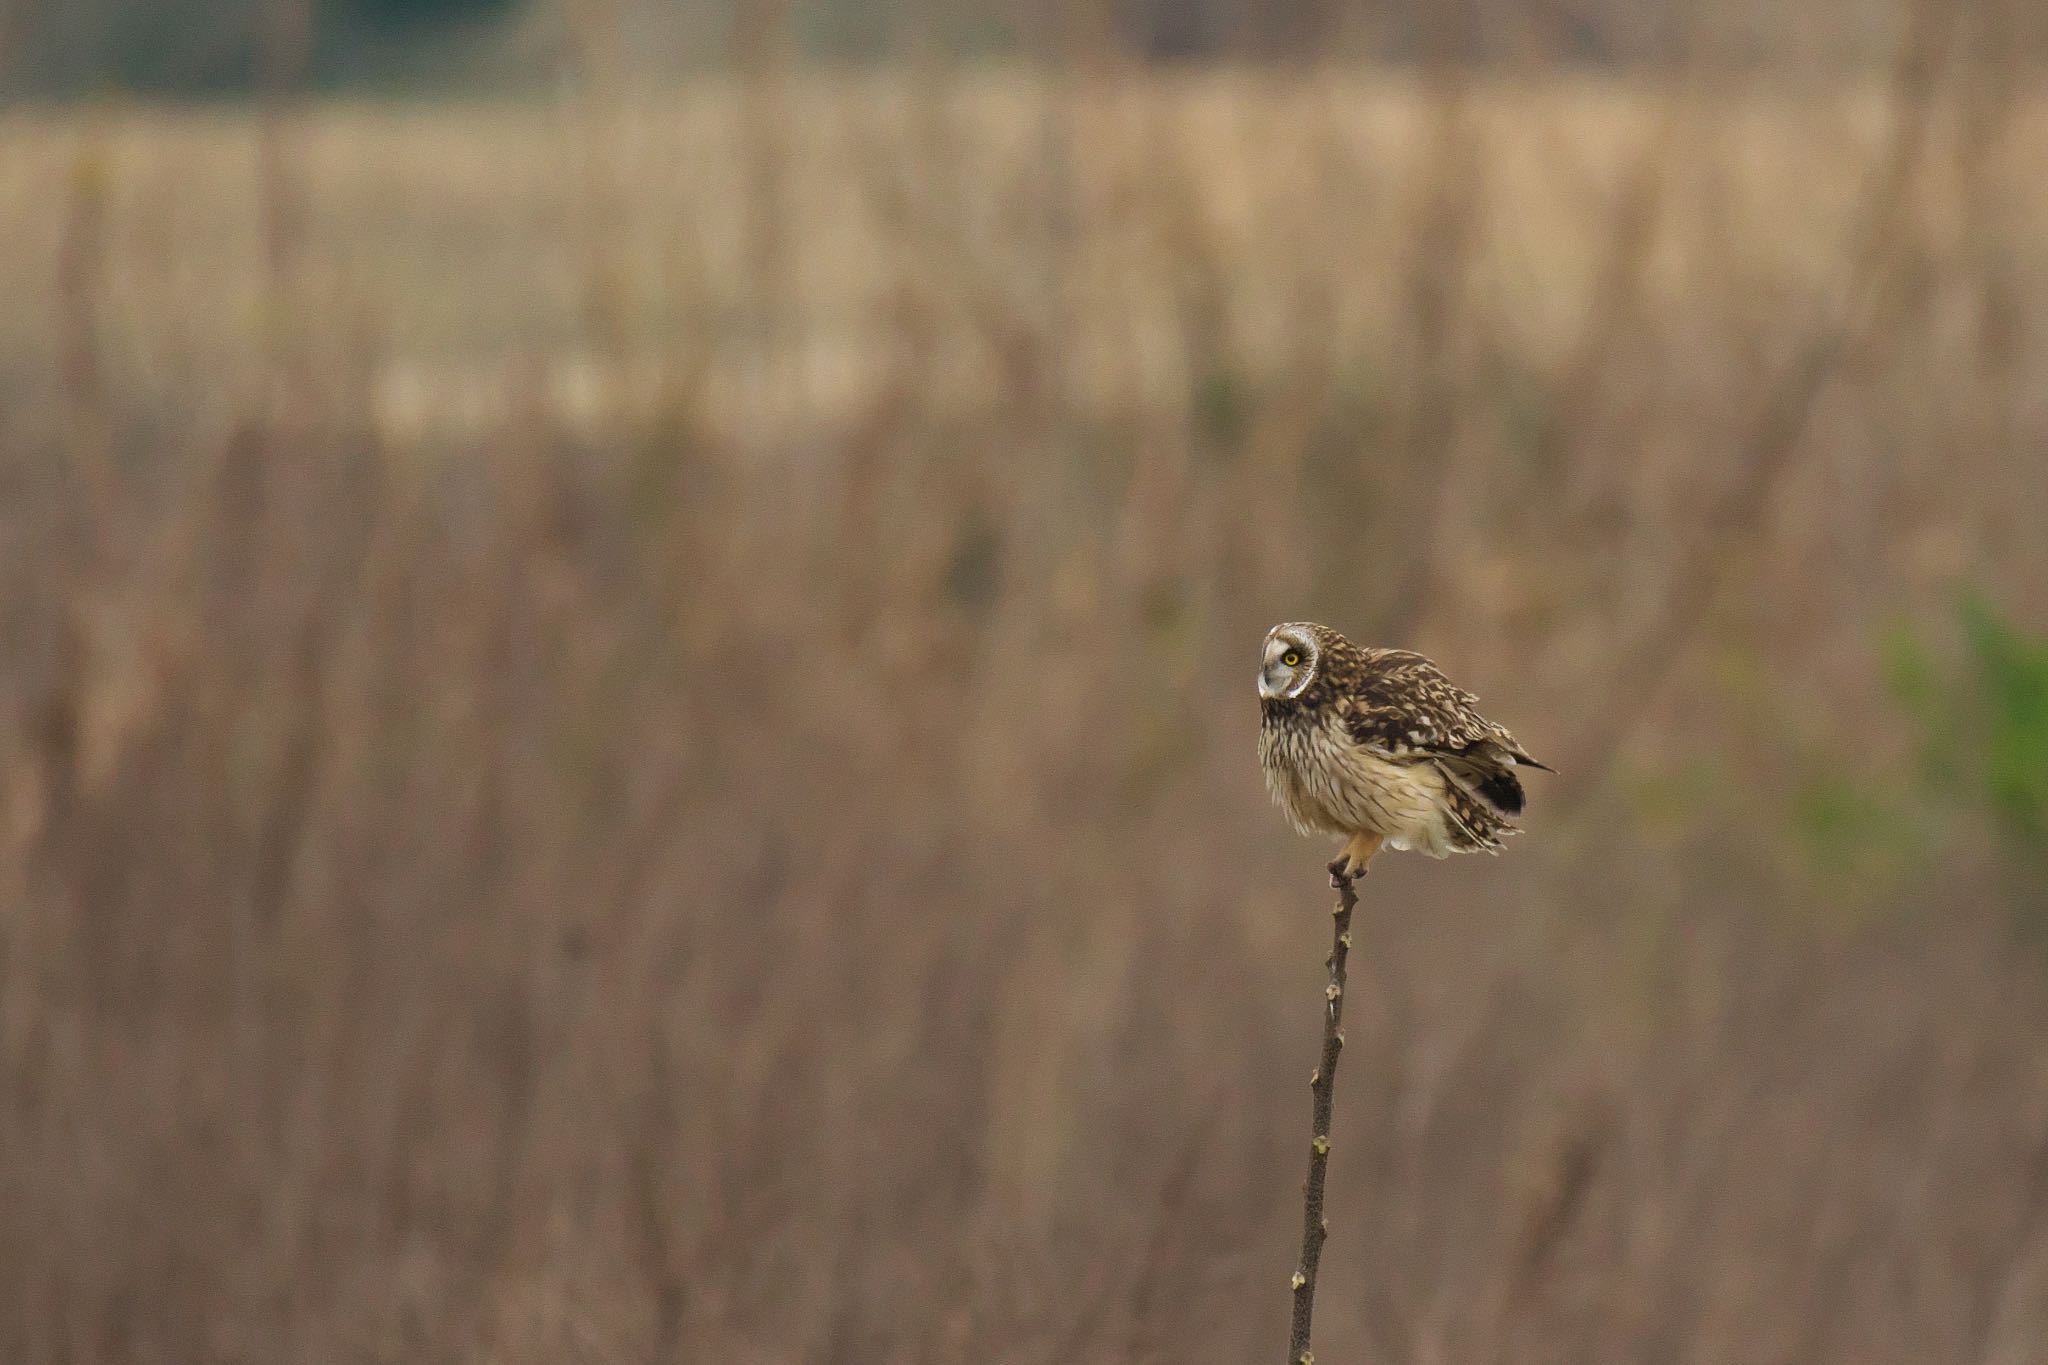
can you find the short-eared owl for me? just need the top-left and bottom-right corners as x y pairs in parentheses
(1258, 622), (1551, 877)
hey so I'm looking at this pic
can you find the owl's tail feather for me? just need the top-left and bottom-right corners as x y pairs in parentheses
(1434, 770), (1515, 854)
(1438, 795), (1510, 854)
(1475, 766), (1526, 816)
(1438, 753), (1527, 818)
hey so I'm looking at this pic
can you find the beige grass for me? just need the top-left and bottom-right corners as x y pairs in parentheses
(6, 73), (2048, 443)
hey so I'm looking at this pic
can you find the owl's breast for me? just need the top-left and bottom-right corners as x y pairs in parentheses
(1260, 703), (1442, 843)
(1259, 706), (1349, 835)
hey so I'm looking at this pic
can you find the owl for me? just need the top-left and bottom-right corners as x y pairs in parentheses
(1257, 621), (1551, 878)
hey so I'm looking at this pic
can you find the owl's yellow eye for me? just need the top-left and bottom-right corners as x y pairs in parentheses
(1282, 650), (1302, 667)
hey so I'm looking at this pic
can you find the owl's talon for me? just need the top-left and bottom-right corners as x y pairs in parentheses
(1329, 832), (1383, 883)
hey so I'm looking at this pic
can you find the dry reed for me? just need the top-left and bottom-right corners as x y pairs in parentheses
(0, 4), (2044, 1359)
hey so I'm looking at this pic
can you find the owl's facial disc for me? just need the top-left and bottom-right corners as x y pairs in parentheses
(1259, 628), (1316, 701)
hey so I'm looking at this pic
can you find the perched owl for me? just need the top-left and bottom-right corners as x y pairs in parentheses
(1257, 621), (1551, 877)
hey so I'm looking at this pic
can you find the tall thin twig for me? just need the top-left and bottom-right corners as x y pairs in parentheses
(1288, 860), (1359, 1365)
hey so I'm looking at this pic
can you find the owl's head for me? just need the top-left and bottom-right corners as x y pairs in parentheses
(1259, 622), (1324, 701)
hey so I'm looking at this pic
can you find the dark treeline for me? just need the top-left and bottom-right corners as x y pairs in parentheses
(7, 0), (2047, 97)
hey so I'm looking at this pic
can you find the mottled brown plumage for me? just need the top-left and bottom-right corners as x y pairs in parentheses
(1257, 622), (1550, 875)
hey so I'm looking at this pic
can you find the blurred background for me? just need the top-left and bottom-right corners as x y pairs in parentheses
(3, 0), (2047, 1361)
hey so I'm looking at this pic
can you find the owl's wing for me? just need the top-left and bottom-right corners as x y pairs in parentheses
(1339, 650), (1548, 769)
(1339, 651), (1550, 819)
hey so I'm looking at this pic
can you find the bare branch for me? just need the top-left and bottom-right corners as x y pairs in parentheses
(1287, 861), (1360, 1365)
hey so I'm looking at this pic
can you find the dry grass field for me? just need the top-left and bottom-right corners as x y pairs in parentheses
(1, 62), (2047, 1364)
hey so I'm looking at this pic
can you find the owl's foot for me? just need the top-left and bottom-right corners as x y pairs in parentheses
(1330, 832), (1384, 882)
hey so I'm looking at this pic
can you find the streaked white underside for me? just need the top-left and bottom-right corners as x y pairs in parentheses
(1259, 710), (1463, 858)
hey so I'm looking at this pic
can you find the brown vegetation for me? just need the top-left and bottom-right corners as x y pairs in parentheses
(2, 33), (2046, 1365)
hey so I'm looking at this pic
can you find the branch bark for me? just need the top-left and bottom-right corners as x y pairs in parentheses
(1288, 861), (1359, 1365)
